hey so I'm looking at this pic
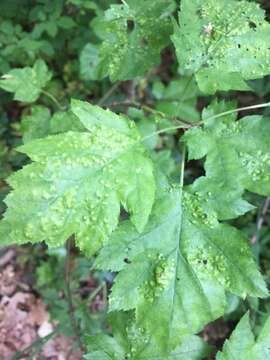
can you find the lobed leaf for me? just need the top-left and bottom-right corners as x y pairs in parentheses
(0, 102), (155, 255)
(173, 0), (270, 93)
(217, 313), (270, 359)
(184, 100), (270, 220)
(95, 184), (267, 352)
(0, 59), (51, 102)
(98, 0), (174, 81)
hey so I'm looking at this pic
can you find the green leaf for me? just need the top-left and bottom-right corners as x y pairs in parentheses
(50, 110), (85, 134)
(0, 102), (155, 256)
(0, 59), (52, 102)
(58, 16), (76, 29)
(84, 312), (210, 360)
(99, 0), (174, 81)
(80, 43), (106, 81)
(95, 185), (267, 352)
(153, 77), (200, 122)
(172, 0), (270, 93)
(21, 106), (51, 143)
(71, 99), (131, 135)
(184, 100), (270, 219)
(217, 313), (270, 359)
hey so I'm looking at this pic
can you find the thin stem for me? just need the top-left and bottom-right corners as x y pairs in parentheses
(11, 328), (59, 360)
(180, 145), (186, 188)
(97, 82), (121, 106)
(41, 90), (66, 111)
(251, 197), (270, 244)
(104, 100), (192, 127)
(140, 125), (188, 143)
(88, 281), (106, 303)
(65, 238), (84, 352)
(197, 101), (270, 125)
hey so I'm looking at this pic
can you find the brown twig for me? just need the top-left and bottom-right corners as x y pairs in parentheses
(251, 197), (270, 244)
(97, 82), (121, 106)
(65, 238), (85, 352)
(103, 100), (193, 128)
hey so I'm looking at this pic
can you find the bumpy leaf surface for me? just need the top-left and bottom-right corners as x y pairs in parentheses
(99, 0), (174, 81)
(95, 184), (267, 352)
(184, 101), (270, 220)
(172, 0), (270, 93)
(85, 312), (210, 360)
(0, 101), (155, 255)
(217, 313), (270, 359)
(0, 59), (51, 102)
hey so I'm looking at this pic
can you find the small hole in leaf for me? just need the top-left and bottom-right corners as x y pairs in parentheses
(238, 44), (241, 48)
(124, 258), (131, 264)
(203, 259), (208, 265)
(249, 21), (257, 29)
(127, 19), (135, 32)
(196, 9), (202, 18)
(120, 207), (129, 221)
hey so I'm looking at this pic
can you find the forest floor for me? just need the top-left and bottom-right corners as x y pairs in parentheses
(0, 246), (82, 360)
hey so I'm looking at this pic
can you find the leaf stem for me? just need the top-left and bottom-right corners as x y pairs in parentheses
(251, 197), (270, 245)
(97, 82), (121, 106)
(180, 145), (186, 188)
(65, 238), (84, 352)
(104, 100), (191, 127)
(41, 90), (66, 111)
(88, 281), (106, 303)
(198, 101), (270, 125)
(11, 327), (59, 360)
(139, 100), (270, 142)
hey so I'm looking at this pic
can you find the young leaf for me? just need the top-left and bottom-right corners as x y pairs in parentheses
(0, 59), (52, 102)
(98, 0), (174, 81)
(0, 102), (155, 255)
(217, 313), (270, 359)
(95, 185), (267, 352)
(172, 0), (270, 93)
(183, 100), (270, 220)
